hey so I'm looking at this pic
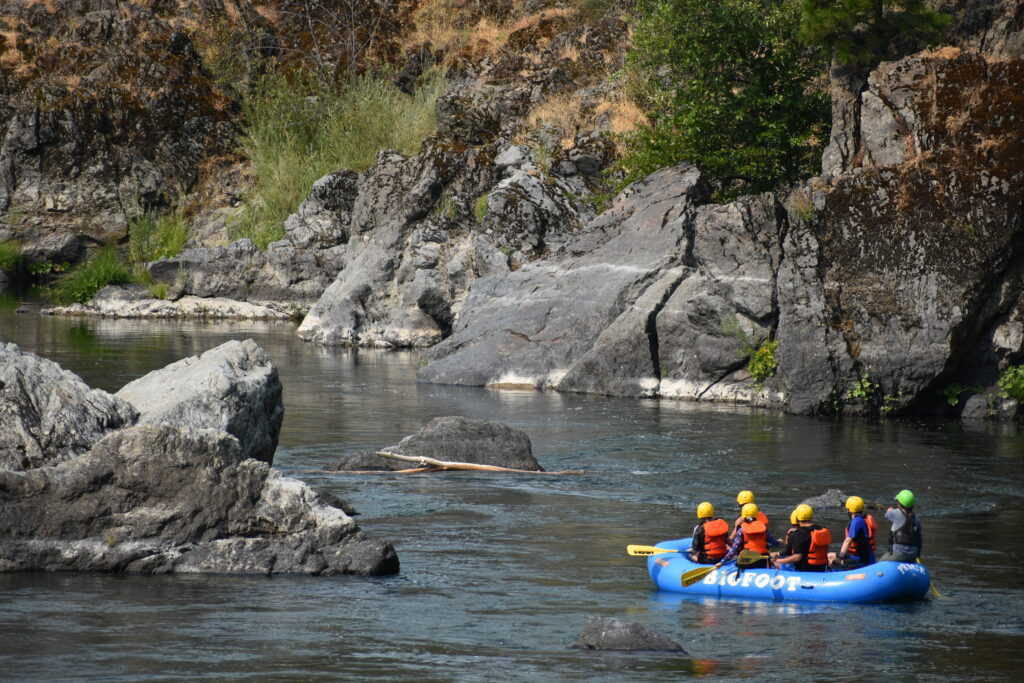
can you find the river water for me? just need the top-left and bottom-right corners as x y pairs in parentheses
(1, 294), (1023, 681)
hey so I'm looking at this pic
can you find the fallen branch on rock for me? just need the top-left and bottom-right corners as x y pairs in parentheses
(373, 451), (582, 474)
(310, 451), (582, 475)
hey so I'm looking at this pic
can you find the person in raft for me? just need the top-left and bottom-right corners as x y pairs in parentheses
(730, 490), (769, 542)
(714, 503), (780, 570)
(688, 502), (730, 564)
(879, 489), (923, 562)
(783, 508), (800, 553)
(828, 495), (877, 569)
(771, 504), (831, 572)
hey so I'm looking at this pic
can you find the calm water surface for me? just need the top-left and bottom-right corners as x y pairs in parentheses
(1, 294), (1023, 681)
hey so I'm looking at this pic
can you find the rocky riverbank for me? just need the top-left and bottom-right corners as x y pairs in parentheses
(0, 339), (398, 576)
(3, 1), (1022, 423)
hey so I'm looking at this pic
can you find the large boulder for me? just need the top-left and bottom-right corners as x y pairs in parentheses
(0, 342), (138, 471)
(332, 416), (543, 471)
(0, 345), (397, 576)
(572, 616), (687, 652)
(115, 339), (284, 464)
(0, 424), (398, 575)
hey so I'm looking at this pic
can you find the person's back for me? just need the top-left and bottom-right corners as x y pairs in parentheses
(881, 489), (922, 562)
(830, 496), (876, 569)
(773, 505), (830, 572)
(689, 502), (730, 564)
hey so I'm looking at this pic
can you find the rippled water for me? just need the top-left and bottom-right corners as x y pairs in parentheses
(2, 294), (1023, 681)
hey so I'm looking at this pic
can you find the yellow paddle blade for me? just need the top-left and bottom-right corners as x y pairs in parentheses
(626, 545), (681, 556)
(737, 550), (769, 566)
(681, 566), (716, 587)
(917, 557), (944, 598)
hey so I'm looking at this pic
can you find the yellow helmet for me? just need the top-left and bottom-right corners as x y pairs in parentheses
(736, 490), (755, 506)
(795, 504), (814, 522)
(790, 509), (798, 525)
(741, 503), (759, 519)
(697, 502), (715, 519)
(845, 495), (865, 513)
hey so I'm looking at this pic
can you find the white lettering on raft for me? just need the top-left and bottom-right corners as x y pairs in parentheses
(702, 571), (803, 591)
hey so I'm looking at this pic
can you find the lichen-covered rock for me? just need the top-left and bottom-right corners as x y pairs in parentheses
(115, 339), (284, 464)
(0, 342), (138, 471)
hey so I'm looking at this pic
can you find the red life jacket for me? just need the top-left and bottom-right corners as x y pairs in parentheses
(845, 513), (877, 559)
(741, 519), (768, 554)
(807, 526), (832, 566)
(702, 518), (730, 560)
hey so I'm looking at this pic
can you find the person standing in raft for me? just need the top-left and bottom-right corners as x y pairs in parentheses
(730, 490), (770, 542)
(879, 489), (923, 562)
(829, 495), (877, 569)
(714, 503), (780, 570)
(772, 504), (831, 572)
(688, 502), (730, 565)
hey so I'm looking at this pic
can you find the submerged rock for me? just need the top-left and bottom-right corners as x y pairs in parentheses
(572, 616), (686, 652)
(332, 416), (543, 471)
(0, 343), (397, 576)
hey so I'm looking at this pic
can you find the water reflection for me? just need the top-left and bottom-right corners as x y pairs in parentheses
(1, 304), (1023, 681)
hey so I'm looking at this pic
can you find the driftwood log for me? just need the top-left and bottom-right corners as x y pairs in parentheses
(313, 451), (582, 475)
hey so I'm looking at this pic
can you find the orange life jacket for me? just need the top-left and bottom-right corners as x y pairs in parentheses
(807, 526), (832, 566)
(702, 518), (730, 560)
(734, 511), (770, 532)
(741, 519), (768, 554)
(845, 513), (877, 559)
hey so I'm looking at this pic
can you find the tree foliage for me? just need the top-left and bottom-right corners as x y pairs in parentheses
(799, 0), (951, 67)
(621, 0), (830, 199)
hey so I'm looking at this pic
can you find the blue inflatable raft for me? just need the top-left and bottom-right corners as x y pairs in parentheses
(646, 538), (931, 603)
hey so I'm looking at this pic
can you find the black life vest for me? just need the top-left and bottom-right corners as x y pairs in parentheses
(889, 510), (922, 549)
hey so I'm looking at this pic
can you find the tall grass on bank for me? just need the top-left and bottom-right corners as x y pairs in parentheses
(234, 68), (447, 249)
(49, 248), (133, 305)
(127, 207), (190, 266)
(0, 240), (24, 277)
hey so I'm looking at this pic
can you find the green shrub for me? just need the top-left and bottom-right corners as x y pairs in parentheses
(233, 67), (447, 249)
(619, 0), (829, 199)
(748, 339), (779, 389)
(998, 365), (1024, 402)
(845, 373), (878, 403)
(127, 208), (190, 266)
(49, 248), (134, 305)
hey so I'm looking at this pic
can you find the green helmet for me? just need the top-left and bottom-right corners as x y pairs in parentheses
(896, 489), (915, 508)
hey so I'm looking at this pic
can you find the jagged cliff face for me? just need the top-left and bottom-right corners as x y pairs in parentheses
(3, 0), (1022, 420)
(0, 0), (415, 262)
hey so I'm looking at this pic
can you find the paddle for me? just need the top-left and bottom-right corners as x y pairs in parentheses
(680, 559), (738, 587)
(737, 550), (770, 567)
(917, 557), (943, 598)
(626, 545), (680, 556)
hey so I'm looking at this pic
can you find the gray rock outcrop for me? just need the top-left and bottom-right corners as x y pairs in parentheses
(332, 416), (543, 471)
(116, 339), (284, 463)
(0, 343), (398, 576)
(572, 616), (687, 652)
(0, 342), (138, 471)
(420, 163), (709, 394)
